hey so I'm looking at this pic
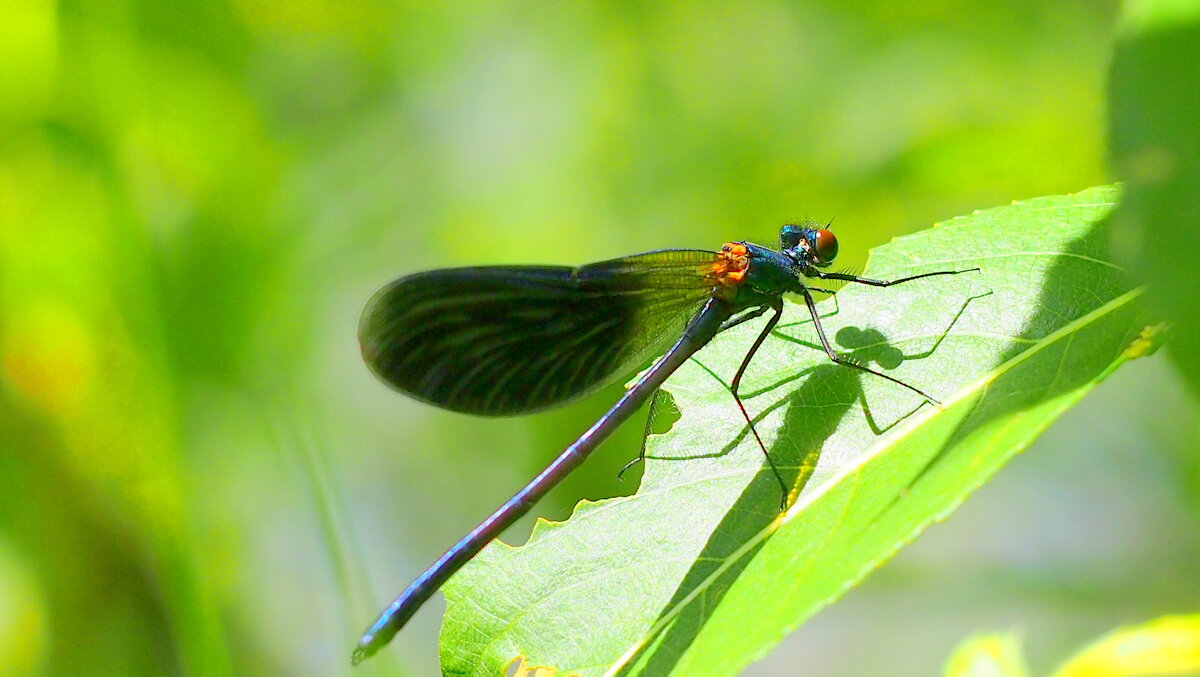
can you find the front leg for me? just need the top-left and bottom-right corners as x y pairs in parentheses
(798, 286), (941, 405)
(813, 267), (978, 287)
(719, 304), (770, 333)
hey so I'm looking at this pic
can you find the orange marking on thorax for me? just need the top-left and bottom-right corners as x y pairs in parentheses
(705, 242), (750, 286)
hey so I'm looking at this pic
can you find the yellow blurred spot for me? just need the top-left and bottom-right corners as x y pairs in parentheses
(1, 301), (94, 416)
(506, 655), (561, 677)
(1121, 0), (1200, 33)
(1122, 323), (1168, 361)
(0, 0), (57, 120)
(944, 632), (1030, 677)
(1127, 146), (1177, 185)
(1051, 615), (1200, 677)
(231, 0), (390, 44)
(0, 541), (46, 674)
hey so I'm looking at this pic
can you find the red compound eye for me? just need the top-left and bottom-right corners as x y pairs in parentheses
(813, 229), (839, 263)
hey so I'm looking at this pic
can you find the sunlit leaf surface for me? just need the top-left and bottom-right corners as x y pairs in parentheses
(436, 185), (1151, 677)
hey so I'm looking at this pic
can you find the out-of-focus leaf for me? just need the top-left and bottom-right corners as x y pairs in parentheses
(0, 544), (44, 674)
(1050, 614), (1200, 677)
(946, 615), (1200, 677)
(438, 185), (1154, 676)
(944, 632), (1030, 677)
(1109, 0), (1200, 395)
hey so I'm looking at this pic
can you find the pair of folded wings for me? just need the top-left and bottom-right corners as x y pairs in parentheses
(358, 249), (728, 416)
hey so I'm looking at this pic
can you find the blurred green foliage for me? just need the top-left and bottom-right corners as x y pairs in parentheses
(1109, 0), (1200, 394)
(0, 1), (1194, 676)
(944, 614), (1200, 677)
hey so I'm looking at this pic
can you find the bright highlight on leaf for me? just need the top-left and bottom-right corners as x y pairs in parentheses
(1049, 615), (1200, 677)
(945, 615), (1200, 677)
(944, 632), (1031, 677)
(439, 185), (1151, 677)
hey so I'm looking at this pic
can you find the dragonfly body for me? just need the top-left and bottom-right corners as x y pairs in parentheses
(352, 224), (974, 664)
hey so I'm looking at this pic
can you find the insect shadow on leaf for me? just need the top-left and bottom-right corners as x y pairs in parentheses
(610, 289), (987, 676)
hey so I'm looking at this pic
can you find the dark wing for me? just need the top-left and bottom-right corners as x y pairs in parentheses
(358, 249), (722, 416)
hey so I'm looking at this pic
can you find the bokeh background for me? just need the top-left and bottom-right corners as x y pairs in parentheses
(2, 1), (1197, 675)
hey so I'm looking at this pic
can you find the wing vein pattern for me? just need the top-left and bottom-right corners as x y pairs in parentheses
(358, 249), (723, 416)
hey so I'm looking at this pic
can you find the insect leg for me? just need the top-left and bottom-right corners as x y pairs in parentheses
(813, 267), (978, 287)
(619, 304), (766, 481)
(719, 305), (770, 333)
(798, 287), (941, 405)
(727, 300), (790, 509)
(618, 390), (666, 480)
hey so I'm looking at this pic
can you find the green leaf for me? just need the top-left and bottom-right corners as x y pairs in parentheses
(439, 185), (1151, 677)
(1109, 0), (1200, 395)
(944, 632), (1031, 677)
(1049, 614), (1200, 677)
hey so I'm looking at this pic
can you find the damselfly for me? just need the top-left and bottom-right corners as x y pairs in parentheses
(351, 223), (976, 664)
